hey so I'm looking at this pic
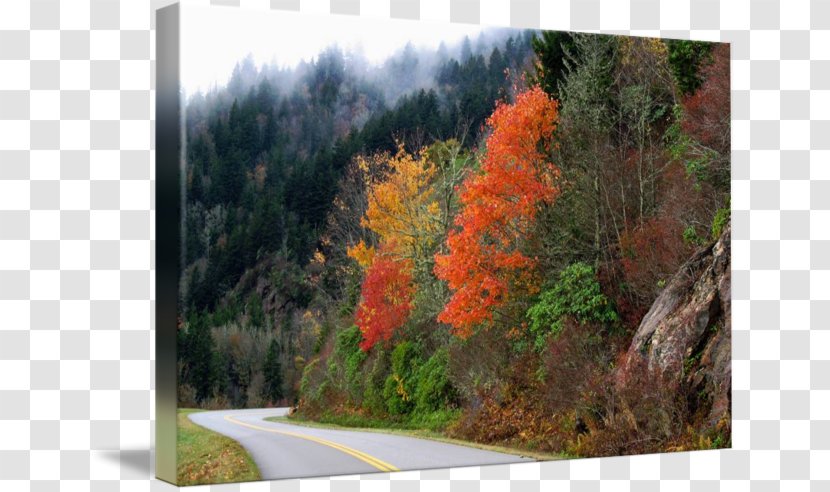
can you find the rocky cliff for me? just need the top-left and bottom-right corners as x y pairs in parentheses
(621, 221), (731, 429)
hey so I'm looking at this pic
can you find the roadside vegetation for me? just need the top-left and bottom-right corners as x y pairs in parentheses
(176, 409), (261, 485)
(177, 29), (730, 459)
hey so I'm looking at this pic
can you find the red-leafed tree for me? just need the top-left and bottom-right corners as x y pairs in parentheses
(434, 86), (561, 337)
(355, 253), (415, 351)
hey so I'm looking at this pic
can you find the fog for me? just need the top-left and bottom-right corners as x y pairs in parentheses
(181, 4), (540, 153)
(183, 4), (531, 111)
(181, 2), (489, 95)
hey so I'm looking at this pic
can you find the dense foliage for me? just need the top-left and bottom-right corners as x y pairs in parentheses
(177, 29), (731, 457)
(178, 30), (536, 407)
(354, 254), (415, 351)
(527, 262), (619, 349)
(434, 86), (561, 337)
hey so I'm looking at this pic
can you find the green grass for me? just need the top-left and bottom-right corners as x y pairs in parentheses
(265, 413), (563, 462)
(177, 409), (261, 486)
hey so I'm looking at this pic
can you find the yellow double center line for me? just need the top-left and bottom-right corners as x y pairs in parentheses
(223, 415), (400, 472)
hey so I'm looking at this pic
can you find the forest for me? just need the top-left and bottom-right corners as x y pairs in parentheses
(177, 29), (731, 458)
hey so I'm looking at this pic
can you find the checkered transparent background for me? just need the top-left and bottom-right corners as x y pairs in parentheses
(1, 0), (828, 490)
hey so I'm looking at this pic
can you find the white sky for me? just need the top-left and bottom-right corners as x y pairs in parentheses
(181, 3), (486, 94)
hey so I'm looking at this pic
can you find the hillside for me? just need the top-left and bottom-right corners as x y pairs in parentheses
(175, 30), (731, 457)
(177, 30), (537, 407)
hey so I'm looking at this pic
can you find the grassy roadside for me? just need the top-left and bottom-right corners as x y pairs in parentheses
(177, 409), (261, 486)
(265, 414), (563, 462)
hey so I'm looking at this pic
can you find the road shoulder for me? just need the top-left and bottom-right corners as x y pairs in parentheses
(177, 408), (262, 486)
(265, 415), (562, 462)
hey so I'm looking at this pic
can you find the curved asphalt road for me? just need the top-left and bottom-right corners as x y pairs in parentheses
(189, 408), (534, 479)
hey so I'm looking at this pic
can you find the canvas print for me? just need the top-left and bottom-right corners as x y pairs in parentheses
(157, 2), (731, 485)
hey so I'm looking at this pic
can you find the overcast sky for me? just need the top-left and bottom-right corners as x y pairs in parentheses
(181, 3), (486, 94)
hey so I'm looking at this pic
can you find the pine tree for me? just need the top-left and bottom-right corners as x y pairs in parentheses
(262, 338), (284, 403)
(530, 31), (575, 98)
(187, 312), (216, 403)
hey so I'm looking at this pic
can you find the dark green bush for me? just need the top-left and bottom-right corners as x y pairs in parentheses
(665, 40), (713, 95)
(383, 341), (421, 415)
(361, 348), (390, 416)
(334, 325), (366, 400)
(527, 262), (618, 349)
(413, 347), (456, 414)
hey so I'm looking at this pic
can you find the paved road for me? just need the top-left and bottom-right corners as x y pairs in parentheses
(188, 408), (534, 479)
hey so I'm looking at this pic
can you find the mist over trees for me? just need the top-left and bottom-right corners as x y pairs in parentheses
(177, 29), (537, 408)
(176, 27), (731, 458)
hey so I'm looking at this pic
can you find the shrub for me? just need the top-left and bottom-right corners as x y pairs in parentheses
(711, 204), (729, 239)
(618, 215), (691, 310)
(299, 358), (322, 411)
(682, 224), (705, 247)
(538, 318), (618, 452)
(447, 326), (513, 404)
(413, 348), (457, 414)
(527, 262), (618, 349)
(202, 393), (231, 410)
(382, 375), (407, 415)
(178, 383), (198, 408)
(447, 351), (564, 451)
(573, 359), (689, 457)
(408, 408), (461, 432)
(383, 341), (421, 415)
(361, 348), (390, 416)
(333, 325), (367, 401)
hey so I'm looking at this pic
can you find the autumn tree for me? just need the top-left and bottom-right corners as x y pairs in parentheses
(354, 253), (416, 351)
(434, 86), (561, 337)
(347, 145), (448, 349)
(347, 145), (442, 273)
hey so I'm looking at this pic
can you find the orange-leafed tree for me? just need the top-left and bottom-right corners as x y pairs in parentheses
(354, 252), (416, 351)
(434, 86), (561, 337)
